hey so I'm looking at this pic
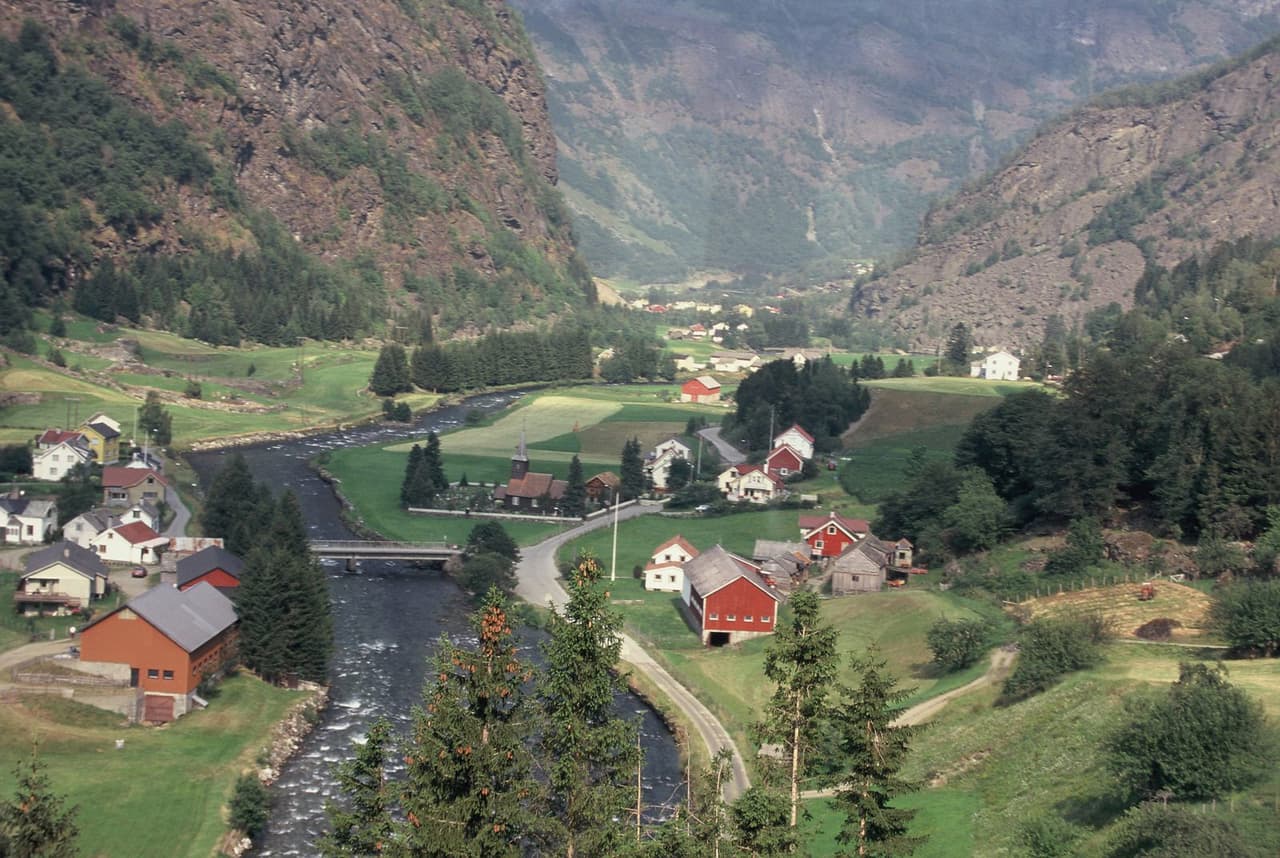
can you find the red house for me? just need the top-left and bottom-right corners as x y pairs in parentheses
(681, 545), (780, 646)
(800, 511), (870, 559)
(176, 545), (244, 592)
(680, 375), (722, 404)
(765, 444), (805, 478)
(79, 582), (238, 722)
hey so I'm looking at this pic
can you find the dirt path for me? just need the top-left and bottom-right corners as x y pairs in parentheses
(799, 647), (1016, 800)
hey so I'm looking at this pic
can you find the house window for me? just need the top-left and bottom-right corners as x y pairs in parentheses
(162, 670), (174, 680)
(709, 612), (719, 620)
(760, 615), (771, 624)
(726, 614), (736, 621)
(147, 669), (159, 679)
(511, 497), (520, 507)
(827, 525), (837, 535)
(814, 540), (824, 550)
(744, 615), (753, 622)
(668, 574), (676, 582)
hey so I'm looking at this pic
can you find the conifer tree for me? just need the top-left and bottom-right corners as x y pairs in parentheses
(137, 389), (173, 446)
(730, 786), (798, 857)
(424, 431), (449, 493)
(400, 444), (424, 507)
(539, 552), (639, 857)
(620, 438), (645, 501)
(0, 748), (79, 858)
(562, 455), (587, 517)
(399, 591), (544, 856)
(369, 343), (411, 396)
(201, 453), (269, 555)
(754, 589), (839, 829)
(320, 718), (395, 857)
(827, 646), (922, 858)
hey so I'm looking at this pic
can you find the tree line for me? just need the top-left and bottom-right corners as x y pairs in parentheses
(727, 357), (871, 453)
(407, 326), (593, 393)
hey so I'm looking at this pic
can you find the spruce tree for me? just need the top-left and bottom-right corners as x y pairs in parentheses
(424, 431), (449, 493)
(562, 455), (587, 517)
(369, 343), (411, 396)
(828, 646), (922, 857)
(539, 552), (638, 857)
(399, 591), (545, 856)
(620, 438), (645, 501)
(0, 749), (79, 858)
(754, 589), (839, 829)
(320, 718), (395, 857)
(138, 390), (173, 446)
(400, 444), (424, 508)
(201, 453), (268, 555)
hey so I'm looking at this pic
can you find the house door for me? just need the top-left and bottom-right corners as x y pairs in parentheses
(129, 668), (138, 688)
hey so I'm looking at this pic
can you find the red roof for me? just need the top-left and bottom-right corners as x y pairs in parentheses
(779, 424), (814, 443)
(653, 535), (699, 559)
(501, 472), (567, 500)
(799, 512), (869, 537)
(113, 521), (163, 545)
(767, 445), (804, 468)
(38, 429), (83, 446)
(102, 467), (168, 489)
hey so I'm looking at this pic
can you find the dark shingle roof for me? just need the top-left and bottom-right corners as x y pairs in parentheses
(683, 545), (776, 602)
(176, 546), (245, 588)
(88, 421), (120, 440)
(24, 541), (109, 579)
(127, 583), (237, 653)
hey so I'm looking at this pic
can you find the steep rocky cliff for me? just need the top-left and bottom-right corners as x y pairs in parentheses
(513, 0), (1280, 285)
(851, 35), (1280, 349)
(0, 0), (588, 335)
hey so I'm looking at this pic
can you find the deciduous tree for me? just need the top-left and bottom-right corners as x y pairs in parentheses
(1212, 579), (1280, 656)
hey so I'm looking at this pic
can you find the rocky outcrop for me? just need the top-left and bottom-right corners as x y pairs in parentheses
(0, 0), (580, 326)
(853, 37), (1280, 349)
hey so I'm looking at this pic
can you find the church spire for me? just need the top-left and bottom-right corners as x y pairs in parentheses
(511, 421), (529, 479)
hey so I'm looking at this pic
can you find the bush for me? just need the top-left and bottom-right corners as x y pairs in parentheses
(1101, 802), (1258, 858)
(925, 617), (990, 672)
(1134, 618), (1180, 641)
(228, 773), (270, 839)
(1105, 663), (1271, 802)
(183, 378), (202, 399)
(1001, 614), (1108, 702)
(1210, 579), (1280, 656)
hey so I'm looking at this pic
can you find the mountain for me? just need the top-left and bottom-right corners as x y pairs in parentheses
(851, 34), (1280, 350)
(0, 0), (590, 347)
(511, 0), (1280, 285)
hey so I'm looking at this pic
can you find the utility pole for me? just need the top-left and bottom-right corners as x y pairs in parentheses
(635, 728), (643, 844)
(610, 488), (620, 582)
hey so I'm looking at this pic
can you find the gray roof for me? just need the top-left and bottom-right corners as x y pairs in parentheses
(683, 544), (776, 601)
(752, 540), (809, 562)
(128, 583), (237, 653)
(88, 421), (120, 439)
(0, 496), (55, 518)
(24, 541), (109, 579)
(176, 546), (245, 588)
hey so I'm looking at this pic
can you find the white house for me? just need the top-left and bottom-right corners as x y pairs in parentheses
(16, 542), (109, 614)
(647, 438), (694, 492)
(1, 494), (58, 545)
(64, 502), (161, 549)
(33, 438), (94, 481)
(970, 350), (1020, 381)
(708, 350), (761, 374)
(673, 354), (705, 373)
(717, 464), (785, 504)
(643, 535), (699, 592)
(772, 425), (815, 462)
(90, 521), (167, 565)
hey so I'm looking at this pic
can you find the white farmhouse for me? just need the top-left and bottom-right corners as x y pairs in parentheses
(970, 350), (1020, 381)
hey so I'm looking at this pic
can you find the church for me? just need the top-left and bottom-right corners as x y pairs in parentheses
(492, 432), (567, 512)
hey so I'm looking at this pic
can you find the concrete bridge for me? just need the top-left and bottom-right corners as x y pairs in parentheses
(308, 540), (462, 563)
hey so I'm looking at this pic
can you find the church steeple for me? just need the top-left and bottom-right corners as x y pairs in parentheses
(511, 424), (529, 480)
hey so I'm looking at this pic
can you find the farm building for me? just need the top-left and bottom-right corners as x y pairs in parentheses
(680, 376), (722, 404)
(78, 582), (239, 722)
(772, 424), (815, 462)
(643, 535), (699, 592)
(177, 546), (244, 592)
(765, 444), (805, 478)
(969, 350), (1020, 381)
(681, 545), (780, 646)
(585, 471), (620, 505)
(800, 511), (870, 559)
(829, 538), (914, 595)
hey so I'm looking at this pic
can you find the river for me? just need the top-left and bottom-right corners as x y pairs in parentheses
(185, 394), (683, 855)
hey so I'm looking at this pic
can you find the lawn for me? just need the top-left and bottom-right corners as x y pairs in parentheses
(862, 377), (1044, 398)
(840, 424), (972, 504)
(1018, 582), (1216, 642)
(0, 675), (309, 858)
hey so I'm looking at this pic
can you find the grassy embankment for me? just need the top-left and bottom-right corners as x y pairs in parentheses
(0, 676), (310, 858)
(0, 313), (438, 448)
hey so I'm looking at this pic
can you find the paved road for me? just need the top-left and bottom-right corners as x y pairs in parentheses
(162, 484), (191, 537)
(514, 503), (752, 801)
(698, 427), (745, 465)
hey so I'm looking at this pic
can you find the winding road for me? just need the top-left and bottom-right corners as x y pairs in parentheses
(514, 503), (752, 800)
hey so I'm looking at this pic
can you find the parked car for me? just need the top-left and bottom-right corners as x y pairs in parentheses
(130, 567), (147, 578)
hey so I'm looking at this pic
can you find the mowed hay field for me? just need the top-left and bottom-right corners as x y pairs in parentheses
(1016, 581), (1214, 641)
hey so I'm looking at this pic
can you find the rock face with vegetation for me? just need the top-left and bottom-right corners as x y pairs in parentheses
(512, 0), (1280, 284)
(0, 0), (592, 345)
(853, 34), (1280, 349)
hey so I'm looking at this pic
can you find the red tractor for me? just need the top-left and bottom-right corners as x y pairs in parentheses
(1138, 582), (1156, 601)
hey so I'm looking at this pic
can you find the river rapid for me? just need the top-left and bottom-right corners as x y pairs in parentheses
(185, 394), (682, 855)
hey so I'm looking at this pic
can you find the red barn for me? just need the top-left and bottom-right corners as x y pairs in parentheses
(176, 545), (244, 592)
(765, 444), (805, 478)
(79, 583), (238, 722)
(681, 545), (780, 646)
(800, 511), (870, 559)
(680, 375), (722, 404)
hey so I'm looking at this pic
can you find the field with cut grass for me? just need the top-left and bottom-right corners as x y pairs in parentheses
(863, 377), (1044, 398)
(0, 676), (309, 858)
(1018, 581), (1215, 641)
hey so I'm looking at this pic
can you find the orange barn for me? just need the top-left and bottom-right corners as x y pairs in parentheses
(79, 583), (238, 722)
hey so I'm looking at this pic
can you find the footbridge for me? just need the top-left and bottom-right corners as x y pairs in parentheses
(308, 540), (462, 563)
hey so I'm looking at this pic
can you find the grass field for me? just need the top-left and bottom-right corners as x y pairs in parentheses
(0, 676), (309, 858)
(863, 377), (1044, 398)
(1018, 582), (1215, 641)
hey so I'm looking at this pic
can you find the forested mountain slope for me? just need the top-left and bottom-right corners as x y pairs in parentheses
(0, 0), (591, 348)
(852, 34), (1280, 349)
(512, 0), (1280, 284)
